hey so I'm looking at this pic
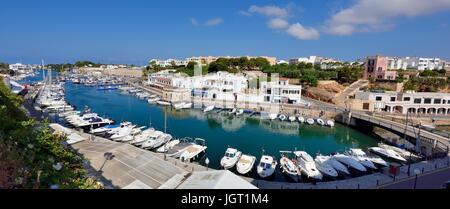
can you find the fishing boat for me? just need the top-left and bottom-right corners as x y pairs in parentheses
(314, 155), (339, 178)
(220, 147), (242, 170)
(297, 116), (305, 123)
(368, 147), (407, 163)
(236, 154), (256, 175)
(179, 138), (207, 162)
(256, 155), (277, 179)
(156, 139), (180, 153)
(288, 116), (297, 122)
(279, 152), (301, 182)
(203, 105), (215, 113)
(294, 151), (323, 180)
(316, 118), (326, 126)
(306, 118), (315, 125)
(327, 120), (335, 127)
(332, 153), (367, 173)
(157, 101), (171, 106)
(346, 149), (378, 170)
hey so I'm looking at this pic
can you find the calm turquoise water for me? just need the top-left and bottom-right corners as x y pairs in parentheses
(62, 82), (379, 170)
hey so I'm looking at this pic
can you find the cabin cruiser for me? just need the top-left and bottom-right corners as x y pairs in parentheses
(156, 139), (180, 153)
(288, 116), (296, 122)
(325, 156), (350, 175)
(316, 118), (326, 126)
(141, 131), (172, 149)
(129, 128), (157, 145)
(306, 118), (315, 125)
(257, 155), (277, 178)
(236, 154), (256, 175)
(332, 153), (367, 173)
(220, 148), (242, 170)
(279, 153), (301, 182)
(203, 105), (215, 113)
(369, 147), (407, 163)
(327, 120), (335, 127)
(378, 143), (420, 160)
(297, 116), (305, 123)
(110, 126), (134, 141)
(179, 138), (207, 162)
(90, 124), (120, 135)
(294, 151), (323, 180)
(346, 149), (378, 170)
(314, 155), (339, 178)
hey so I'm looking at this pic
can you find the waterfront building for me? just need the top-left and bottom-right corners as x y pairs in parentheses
(363, 55), (397, 80)
(355, 90), (450, 115)
(260, 78), (302, 104)
(9, 63), (29, 71)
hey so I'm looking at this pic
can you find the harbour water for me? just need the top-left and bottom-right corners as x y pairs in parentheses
(23, 71), (381, 182)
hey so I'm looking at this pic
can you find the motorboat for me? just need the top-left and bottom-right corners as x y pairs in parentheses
(288, 116), (296, 122)
(327, 120), (335, 127)
(181, 102), (192, 109)
(378, 143), (420, 160)
(142, 132), (172, 150)
(173, 102), (186, 110)
(147, 97), (160, 104)
(332, 153), (367, 173)
(157, 101), (171, 106)
(279, 153), (300, 182)
(203, 105), (215, 113)
(179, 138), (207, 162)
(314, 155), (338, 178)
(156, 139), (180, 153)
(256, 155), (277, 178)
(297, 116), (305, 123)
(306, 118), (315, 125)
(316, 118), (326, 126)
(90, 124), (119, 135)
(110, 126), (134, 141)
(236, 154), (256, 175)
(346, 149), (378, 170)
(293, 151), (323, 180)
(220, 148), (242, 170)
(325, 156), (350, 175)
(235, 109), (244, 116)
(368, 147), (407, 163)
(129, 128), (156, 145)
(278, 114), (287, 121)
(230, 108), (237, 114)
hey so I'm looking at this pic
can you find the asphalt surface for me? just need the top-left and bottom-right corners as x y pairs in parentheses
(380, 166), (450, 189)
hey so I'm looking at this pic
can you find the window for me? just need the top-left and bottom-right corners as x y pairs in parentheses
(434, 99), (442, 104)
(390, 97), (396, 102)
(404, 97), (411, 101)
(444, 100), (447, 104)
(378, 67), (383, 71)
(363, 103), (370, 110)
(376, 96), (382, 101)
(414, 98), (421, 104)
(424, 98), (432, 104)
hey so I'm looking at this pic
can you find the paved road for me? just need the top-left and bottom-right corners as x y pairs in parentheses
(333, 80), (369, 107)
(380, 167), (450, 189)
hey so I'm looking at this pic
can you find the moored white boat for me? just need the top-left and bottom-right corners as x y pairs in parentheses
(157, 101), (171, 106)
(288, 116), (296, 122)
(369, 147), (407, 163)
(257, 155), (277, 178)
(278, 114), (287, 121)
(203, 105), (215, 113)
(269, 113), (278, 120)
(294, 151), (323, 180)
(306, 118), (315, 125)
(333, 153), (367, 173)
(297, 116), (305, 123)
(156, 139), (180, 153)
(220, 147), (242, 170)
(327, 120), (335, 127)
(346, 149), (378, 170)
(279, 154), (300, 182)
(236, 154), (256, 175)
(316, 118), (325, 126)
(315, 155), (339, 178)
(235, 109), (244, 116)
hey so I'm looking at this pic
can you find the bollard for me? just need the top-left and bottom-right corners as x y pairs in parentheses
(336, 185), (338, 189)
(357, 184), (360, 189)
(435, 164), (438, 169)
(393, 175), (396, 181)
(422, 167), (424, 173)
(376, 180), (379, 186)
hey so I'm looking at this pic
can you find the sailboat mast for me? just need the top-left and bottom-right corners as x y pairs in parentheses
(164, 110), (167, 133)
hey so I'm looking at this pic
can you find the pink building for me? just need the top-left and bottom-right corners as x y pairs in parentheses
(363, 55), (397, 80)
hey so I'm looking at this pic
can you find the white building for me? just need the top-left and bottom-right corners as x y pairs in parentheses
(289, 56), (340, 66)
(260, 78), (302, 104)
(387, 56), (444, 70)
(9, 63), (28, 71)
(418, 58), (441, 70)
(355, 90), (450, 115)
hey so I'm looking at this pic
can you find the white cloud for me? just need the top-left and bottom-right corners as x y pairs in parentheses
(190, 17), (223, 27)
(238, 10), (252, 16)
(287, 23), (320, 40)
(248, 5), (289, 18)
(205, 18), (223, 26)
(324, 0), (450, 35)
(267, 18), (289, 29)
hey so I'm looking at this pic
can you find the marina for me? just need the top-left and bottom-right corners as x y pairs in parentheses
(18, 68), (443, 185)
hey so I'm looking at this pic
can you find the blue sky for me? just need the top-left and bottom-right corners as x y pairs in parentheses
(1, 0), (450, 64)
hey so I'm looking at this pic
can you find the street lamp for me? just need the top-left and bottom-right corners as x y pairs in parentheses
(413, 168), (421, 189)
(205, 157), (210, 171)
